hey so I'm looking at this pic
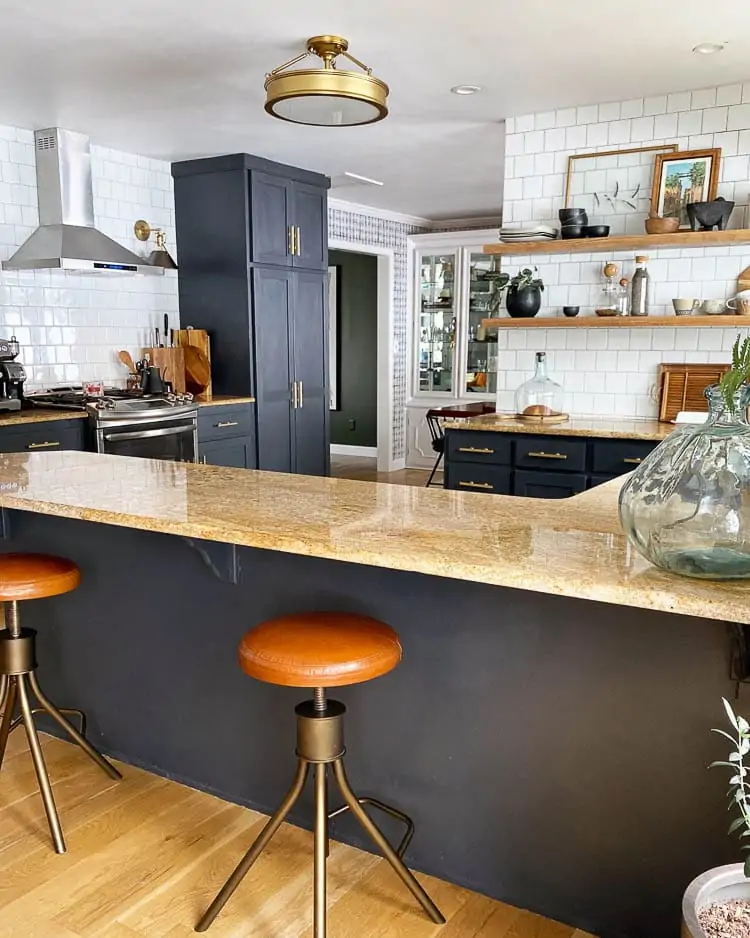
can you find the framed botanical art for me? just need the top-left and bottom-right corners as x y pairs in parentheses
(651, 148), (721, 228)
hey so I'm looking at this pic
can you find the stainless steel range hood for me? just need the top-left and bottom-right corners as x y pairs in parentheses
(3, 128), (162, 275)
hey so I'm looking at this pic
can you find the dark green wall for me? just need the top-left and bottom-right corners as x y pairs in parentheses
(329, 249), (378, 447)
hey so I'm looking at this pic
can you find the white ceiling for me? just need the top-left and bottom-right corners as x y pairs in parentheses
(0, 0), (749, 220)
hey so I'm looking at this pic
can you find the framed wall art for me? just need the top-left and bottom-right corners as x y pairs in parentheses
(651, 148), (721, 228)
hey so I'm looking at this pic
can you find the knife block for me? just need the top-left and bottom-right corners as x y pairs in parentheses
(141, 347), (186, 394)
(174, 328), (212, 401)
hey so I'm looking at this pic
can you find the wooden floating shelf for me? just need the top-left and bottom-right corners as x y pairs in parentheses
(483, 229), (750, 257)
(482, 315), (748, 329)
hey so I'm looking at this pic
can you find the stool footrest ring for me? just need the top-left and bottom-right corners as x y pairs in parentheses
(328, 796), (415, 858)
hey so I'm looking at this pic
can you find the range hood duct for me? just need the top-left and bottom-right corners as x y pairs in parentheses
(3, 129), (162, 274)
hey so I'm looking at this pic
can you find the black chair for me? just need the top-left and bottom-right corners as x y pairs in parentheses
(425, 410), (445, 487)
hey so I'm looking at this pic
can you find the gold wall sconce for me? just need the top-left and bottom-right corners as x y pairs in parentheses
(134, 220), (178, 270)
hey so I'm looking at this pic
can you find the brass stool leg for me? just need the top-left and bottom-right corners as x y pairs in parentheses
(331, 759), (445, 925)
(16, 672), (66, 854)
(195, 758), (310, 932)
(0, 675), (17, 770)
(314, 762), (328, 938)
(27, 672), (121, 781)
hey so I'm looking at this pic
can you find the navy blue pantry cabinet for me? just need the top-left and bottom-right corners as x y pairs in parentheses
(445, 429), (658, 499)
(172, 153), (330, 477)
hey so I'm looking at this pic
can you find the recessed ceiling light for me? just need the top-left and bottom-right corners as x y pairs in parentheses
(451, 84), (482, 96)
(344, 171), (384, 187)
(693, 42), (725, 54)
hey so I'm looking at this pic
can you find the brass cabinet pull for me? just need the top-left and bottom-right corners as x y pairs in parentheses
(527, 451), (567, 460)
(216, 421), (239, 428)
(298, 380), (303, 407)
(27, 441), (60, 449)
(295, 225), (301, 256)
(458, 446), (494, 454)
(458, 480), (494, 490)
(291, 381), (298, 409)
(288, 226), (294, 256)
(623, 457), (643, 465)
(201, 455), (207, 464)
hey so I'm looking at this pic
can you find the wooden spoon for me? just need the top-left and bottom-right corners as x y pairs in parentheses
(118, 350), (137, 373)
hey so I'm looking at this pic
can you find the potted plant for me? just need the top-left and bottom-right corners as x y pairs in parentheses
(506, 266), (544, 319)
(682, 698), (750, 937)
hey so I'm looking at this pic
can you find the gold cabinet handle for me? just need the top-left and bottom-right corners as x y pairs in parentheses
(216, 421), (239, 428)
(27, 441), (60, 449)
(623, 457), (643, 465)
(458, 446), (494, 454)
(295, 225), (301, 256)
(291, 381), (298, 409)
(288, 226), (293, 255)
(527, 451), (567, 460)
(201, 455), (207, 464)
(458, 480), (494, 490)
(298, 380), (303, 407)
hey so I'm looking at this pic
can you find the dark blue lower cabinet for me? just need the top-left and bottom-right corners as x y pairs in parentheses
(513, 470), (587, 499)
(0, 419), (86, 454)
(199, 436), (256, 469)
(445, 463), (512, 495)
(589, 474), (619, 488)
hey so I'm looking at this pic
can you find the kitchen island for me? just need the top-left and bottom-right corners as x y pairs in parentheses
(0, 451), (745, 938)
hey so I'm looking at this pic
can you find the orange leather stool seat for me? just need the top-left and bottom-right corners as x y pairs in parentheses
(0, 554), (81, 602)
(238, 611), (402, 687)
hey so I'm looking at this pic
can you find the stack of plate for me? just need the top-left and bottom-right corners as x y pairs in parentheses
(498, 224), (558, 243)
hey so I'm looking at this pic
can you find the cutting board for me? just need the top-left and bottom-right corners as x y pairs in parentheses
(738, 265), (750, 294)
(174, 328), (212, 401)
(142, 347), (186, 394)
(658, 363), (730, 422)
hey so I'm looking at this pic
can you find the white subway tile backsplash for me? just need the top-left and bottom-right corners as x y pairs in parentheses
(714, 130), (740, 156)
(728, 104), (750, 131)
(631, 116), (655, 142)
(556, 107), (577, 127)
(644, 95), (668, 116)
(534, 111), (556, 130)
(692, 87), (717, 110)
(576, 105), (598, 125)
(722, 154), (750, 182)
(544, 127), (566, 151)
(608, 120), (632, 145)
(667, 91), (692, 112)
(586, 123), (609, 147)
(678, 109), (703, 136)
(718, 84), (743, 106)
(654, 113), (678, 138)
(702, 106), (729, 134)
(598, 102), (621, 122)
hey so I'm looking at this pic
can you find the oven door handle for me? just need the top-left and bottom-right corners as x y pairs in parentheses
(102, 425), (193, 442)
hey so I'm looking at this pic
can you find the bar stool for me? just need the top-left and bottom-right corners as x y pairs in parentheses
(195, 610), (444, 936)
(0, 553), (122, 854)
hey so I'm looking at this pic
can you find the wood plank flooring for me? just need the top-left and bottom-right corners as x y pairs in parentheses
(0, 734), (596, 937)
(330, 455), (440, 488)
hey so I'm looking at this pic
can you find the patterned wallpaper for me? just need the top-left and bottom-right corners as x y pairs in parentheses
(328, 206), (428, 462)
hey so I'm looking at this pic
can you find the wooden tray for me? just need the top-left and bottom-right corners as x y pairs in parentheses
(174, 328), (212, 401)
(658, 363), (730, 422)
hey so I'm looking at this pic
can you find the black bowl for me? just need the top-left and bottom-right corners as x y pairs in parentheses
(561, 225), (585, 239)
(559, 208), (588, 220)
(563, 306), (580, 317)
(583, 225), (610, 238)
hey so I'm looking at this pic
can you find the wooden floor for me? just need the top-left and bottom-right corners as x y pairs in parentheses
(0, 733), (597, 938)
(330, 455), (441, 488)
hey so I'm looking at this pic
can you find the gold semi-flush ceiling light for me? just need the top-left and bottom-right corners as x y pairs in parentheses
(265, 35), (389, 127)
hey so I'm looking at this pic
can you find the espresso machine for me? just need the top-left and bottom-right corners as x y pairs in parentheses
(0, 336), (26, 411)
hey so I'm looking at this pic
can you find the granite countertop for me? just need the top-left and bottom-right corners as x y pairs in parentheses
(0, 450), (747, 624)
(443, 414), (674, 441)
(0, 395), (256, 428)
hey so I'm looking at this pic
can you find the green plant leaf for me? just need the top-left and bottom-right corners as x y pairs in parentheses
(724, 697), (740, 730)
(730, 817), (748, 834)
(712, 761), (740, 769)
(713, 728), (740, 744)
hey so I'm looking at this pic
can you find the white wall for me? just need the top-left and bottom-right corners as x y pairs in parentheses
(0, 124), (177, 389)
(499, 82), (750, 418)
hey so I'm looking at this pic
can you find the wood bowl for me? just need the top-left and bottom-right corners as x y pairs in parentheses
(645, 216), (680, 235)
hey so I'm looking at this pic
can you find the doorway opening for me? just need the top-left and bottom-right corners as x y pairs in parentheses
(327, 239), (394, 473)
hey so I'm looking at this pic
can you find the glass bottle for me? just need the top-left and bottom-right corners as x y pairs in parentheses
(596, 262), (619, 316)
(619, 385), (750, 579)
(515, 352), (564, 417)
(630, 255), (650, 317)
(617, 278), (630, 316)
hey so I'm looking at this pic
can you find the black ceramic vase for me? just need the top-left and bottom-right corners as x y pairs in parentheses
(507, 285), (542, 318)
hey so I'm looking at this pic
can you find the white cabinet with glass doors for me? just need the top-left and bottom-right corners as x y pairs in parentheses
(407, 229), (502, 468)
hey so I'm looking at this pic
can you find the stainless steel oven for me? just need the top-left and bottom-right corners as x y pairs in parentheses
(93, 400), (198, 463)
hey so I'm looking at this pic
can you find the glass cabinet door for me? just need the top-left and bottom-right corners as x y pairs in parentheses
(465, 252), (503, 397)
(418, 253), (456, 394)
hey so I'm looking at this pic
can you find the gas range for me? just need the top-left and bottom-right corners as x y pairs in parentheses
(26, 386), (197, 421)
(25, 386), (199, 463)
